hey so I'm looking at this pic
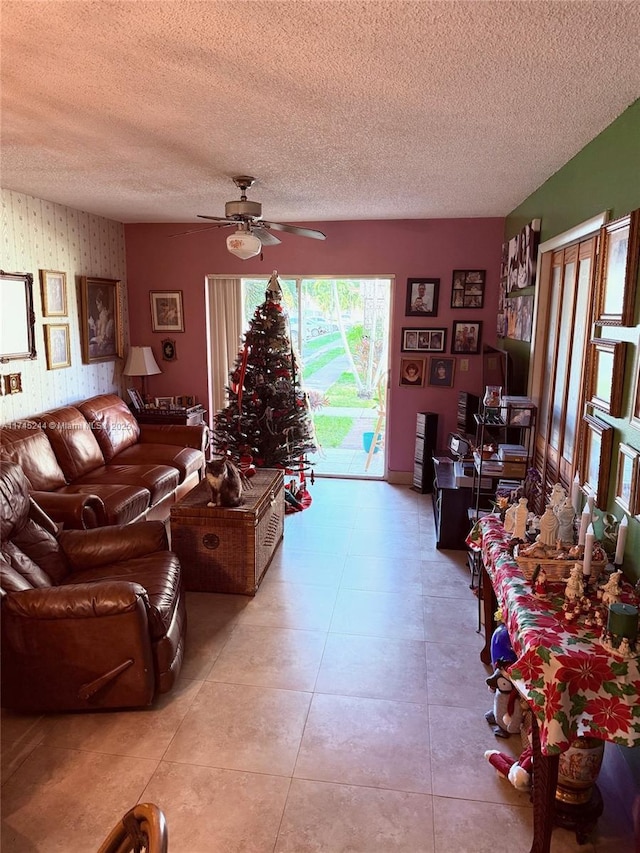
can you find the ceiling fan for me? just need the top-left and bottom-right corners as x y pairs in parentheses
(172, 176), (326, 259)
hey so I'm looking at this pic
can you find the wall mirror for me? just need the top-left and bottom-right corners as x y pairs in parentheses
(0, 271), (37, 362)
(581, 413), (613, 505)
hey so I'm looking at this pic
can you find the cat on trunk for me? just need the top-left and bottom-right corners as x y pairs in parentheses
(205, 457), (253, 508)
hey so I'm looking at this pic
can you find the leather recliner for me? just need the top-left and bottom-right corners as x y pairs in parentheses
(0, 462), (186, 712)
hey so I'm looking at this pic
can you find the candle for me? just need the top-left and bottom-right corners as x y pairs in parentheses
(571, 473), (581, 514)
(607, 602), (639, 641)
(615, 516), (629, 565)
(578, 507), (591, 546)
(583, 523), (594, 578)
(587, 495), (595, 513)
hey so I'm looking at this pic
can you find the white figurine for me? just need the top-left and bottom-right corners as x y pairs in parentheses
(514, 498), (529, 541)
(601, 570), (623, 607)
(538, 504), (559, 547)
(549, 483), (567, 510)
(504, 503), (517, 535)
(557, 499), (576, 546)
(564, 563), (584, 604)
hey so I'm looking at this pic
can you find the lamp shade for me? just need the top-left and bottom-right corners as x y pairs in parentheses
(123, 346), (162, 377)
(226, 229), (262, 260)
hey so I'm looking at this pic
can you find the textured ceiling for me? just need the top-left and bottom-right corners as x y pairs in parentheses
(2, 1), (640, 224)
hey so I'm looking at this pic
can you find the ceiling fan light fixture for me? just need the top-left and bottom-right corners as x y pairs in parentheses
(226, 229), (262, 260)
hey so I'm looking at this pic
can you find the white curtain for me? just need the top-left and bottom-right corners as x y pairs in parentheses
(206, 276), (243, 419)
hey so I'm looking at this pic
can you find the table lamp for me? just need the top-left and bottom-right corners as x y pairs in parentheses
(123, 346), (161, 402)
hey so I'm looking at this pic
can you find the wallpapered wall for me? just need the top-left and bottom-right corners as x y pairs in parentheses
(0, 189), (128, 422)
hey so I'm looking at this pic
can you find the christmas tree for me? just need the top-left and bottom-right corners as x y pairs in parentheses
(212, 271), (318, 476)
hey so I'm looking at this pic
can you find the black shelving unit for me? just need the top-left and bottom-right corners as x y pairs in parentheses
(412, 412), (438, 494)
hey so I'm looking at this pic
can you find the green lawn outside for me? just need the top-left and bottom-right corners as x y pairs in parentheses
(325, 372), (377, 408)
(313, 415), (354, 448)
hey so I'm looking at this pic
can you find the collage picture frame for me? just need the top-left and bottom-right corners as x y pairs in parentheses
(451, 270), (485, 308)
(401, 327), (446, 353)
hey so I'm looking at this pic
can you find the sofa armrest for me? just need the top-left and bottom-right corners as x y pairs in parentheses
(31, 490), (107, 529)
(59, 521), (169, 571)
(139, 423), (208, 453)
(3, 581), (149, 619)
(1, 582), (156, 711)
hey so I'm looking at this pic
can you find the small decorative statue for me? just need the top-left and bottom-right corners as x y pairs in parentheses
(538, 503), (559, 547)
(557, 499), (576, 546)
(600, 570), (623, 607)
(531, 565), (547, 597)
(504, 502), (517, 535)
(564, 563), (584, 610)
(548, 483), (567, 510)
(485, 666), (523, 738)
(513, 497), (529, 541)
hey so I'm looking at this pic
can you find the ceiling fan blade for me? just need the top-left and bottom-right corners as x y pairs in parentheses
(169, 224), (227, 238)
(197, 215), (237, 224)
(262, 221), (326, 240)
(252, 226), (281, 246)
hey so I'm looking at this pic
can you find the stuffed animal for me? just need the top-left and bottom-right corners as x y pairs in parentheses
(485, 666), (523, 738)
(484, 744), (533, 791)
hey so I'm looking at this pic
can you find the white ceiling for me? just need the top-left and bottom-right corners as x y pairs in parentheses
(2, 1), (640, 225)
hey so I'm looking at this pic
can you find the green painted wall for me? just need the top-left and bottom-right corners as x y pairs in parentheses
(506, 99), (640, 581)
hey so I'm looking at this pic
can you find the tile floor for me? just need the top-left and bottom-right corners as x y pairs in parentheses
(1, 478), (637, 852)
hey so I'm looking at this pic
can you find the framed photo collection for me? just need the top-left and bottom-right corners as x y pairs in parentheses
(401, 327), (446, 353)
(451, 270), (485, 308)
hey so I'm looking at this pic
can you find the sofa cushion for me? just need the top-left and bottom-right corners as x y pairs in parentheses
(72, 551), (181, 640)
(0, 427), (67, 491)
(76, 394), (140, 462)
(114, 443), (203, 482)
(57, 484), (151, 526)
(1, 542), (53, 589)
(0, 553), (33, 594)
(34, 407), (105, 481)
(74, 464), (179, 507)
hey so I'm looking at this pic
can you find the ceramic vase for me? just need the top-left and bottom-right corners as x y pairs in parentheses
(556, 737), (605, 805)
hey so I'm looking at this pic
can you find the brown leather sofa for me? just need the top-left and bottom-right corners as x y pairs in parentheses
(0, 394), (206, 527)
(0, 462), (186, 712)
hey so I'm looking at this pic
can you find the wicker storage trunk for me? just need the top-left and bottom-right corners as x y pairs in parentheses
(170, 468), (284, 595)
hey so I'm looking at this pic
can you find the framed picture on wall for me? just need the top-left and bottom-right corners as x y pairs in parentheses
(39, 269), (68, 317)
(451, 270), (485, 308)
(44, 323), (71, 370)
(150, 290), (185, 332)
(451, 321), (482, 354)
(581, 413), (613, 506)
(405, 278), (439, 317)
(615, 443), (639, 515)
(428, 356), (455, 387)
(594, 209), (640, 326)
(588, 338), (626, 416)
(80, 276), (122, 364)
(399, 357), (425, 387)
(401, 327), (446, 353)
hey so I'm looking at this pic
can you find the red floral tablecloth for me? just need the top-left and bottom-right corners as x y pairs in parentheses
(467, 515), (640, 755)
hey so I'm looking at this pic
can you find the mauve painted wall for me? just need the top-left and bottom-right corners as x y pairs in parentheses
(125, 218), (504, 474)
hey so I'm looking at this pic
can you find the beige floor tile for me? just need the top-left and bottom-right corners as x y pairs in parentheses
(164, 681), (311, 775)
(350, 507), (421, 531)
(429, 704), (526, 805)
(422, 558), (474, 598)
(141, 762), (290, 853)
(275, 779), (435, 852)
(0, 709), (45, 785)
(423, 593), (481, 644)
(281, 522), (353, 555)
(1, 745), (158, 852)
(316, 633), (428, 703)
(294, 693), (431, 793)
(180, 591), (247, 680)
(208, 624), (327, 690)
(35, 677), (203, 759)
(341, 553), (423, 593)
(330, 587), (425, 640)
(426, 641), (492, 709)
(236, 580), (338, 631)
(432, 796), (536, 853)
(349, 528), (424, 559)
(265, 548), (346, 587)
